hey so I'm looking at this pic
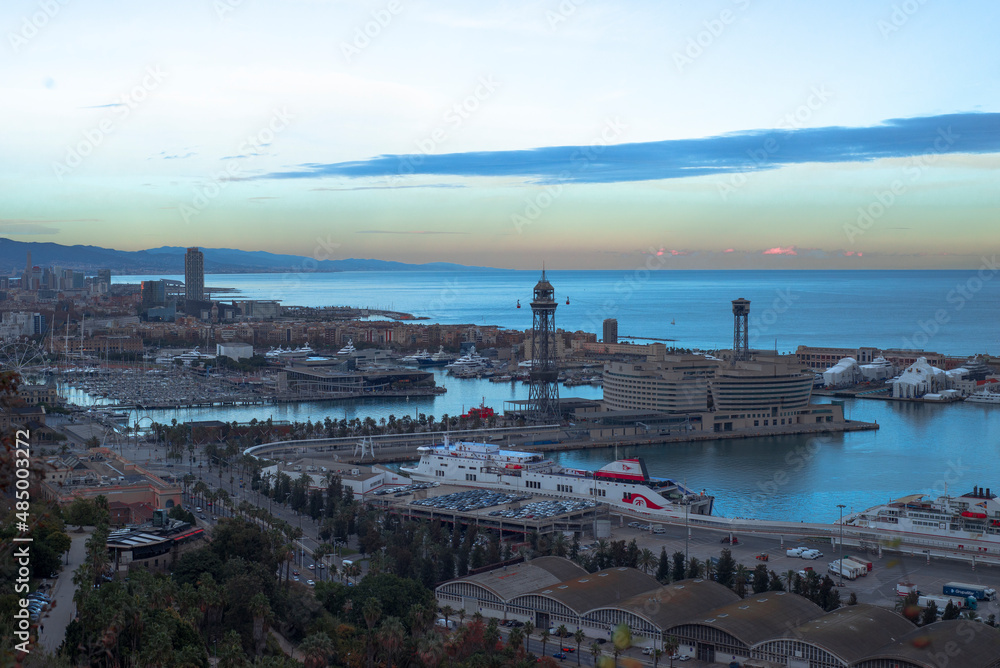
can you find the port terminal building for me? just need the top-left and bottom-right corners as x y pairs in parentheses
(436, 557), (1000, 666)
(595, 354), (844, 436)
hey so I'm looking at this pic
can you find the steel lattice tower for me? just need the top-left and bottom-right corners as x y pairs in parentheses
(527, 270), (560, 421)
(732, 298), (751, 364)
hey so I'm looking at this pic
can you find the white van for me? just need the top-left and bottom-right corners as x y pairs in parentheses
(786, 547), (806, 557)
(436, 618), (457, 629)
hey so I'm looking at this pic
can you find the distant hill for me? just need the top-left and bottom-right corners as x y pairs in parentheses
(0, 238), (495, 275)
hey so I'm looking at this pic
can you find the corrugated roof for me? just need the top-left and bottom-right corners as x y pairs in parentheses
(520, 567), (660, 614)
(609, 579), (741, 630)
(858, 619), (1000, 668)
(676, 591), (825, 647)
(781, 605), (929, 665)
(443, 557), (588, 602)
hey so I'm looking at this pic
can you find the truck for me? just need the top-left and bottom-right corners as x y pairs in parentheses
(846, 555), (873, 572)
(919, 594), (974, 611)
(896, 581), (919, 597)
(942, 582), (998, 601)
(841, 557), (870, 576)
(827, 560), (861, 580)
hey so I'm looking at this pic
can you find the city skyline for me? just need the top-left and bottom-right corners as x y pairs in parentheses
(2, 1), (999, 269)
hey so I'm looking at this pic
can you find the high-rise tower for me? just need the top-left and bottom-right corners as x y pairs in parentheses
(731, 297), (750, 364)
(185, 247), (204, 305)
(527, 270), (560, 421)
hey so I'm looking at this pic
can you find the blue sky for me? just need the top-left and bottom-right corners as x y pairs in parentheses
(1, 0), (998, 269)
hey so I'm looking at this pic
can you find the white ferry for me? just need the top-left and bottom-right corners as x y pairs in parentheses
(843, 486), (1000, 552)
(401, 439), (714, 518)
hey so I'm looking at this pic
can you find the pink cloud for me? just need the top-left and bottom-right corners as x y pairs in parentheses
(844, 251), (865, 257)
(762, 246), (797, 256)
(723, 248), (735, 253)
(669, 249), (688, 256)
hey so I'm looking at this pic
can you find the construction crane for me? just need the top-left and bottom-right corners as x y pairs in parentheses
(620, 335), (677, 342)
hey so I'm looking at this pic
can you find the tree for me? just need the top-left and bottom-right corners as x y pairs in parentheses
(942, 600), (961, 620)
(299, 632), (336, 668)
(656, 547), (671, 583)
(573, 629), (586, 666)
(715, 549), (736, 588)
(671, 551), (686, 582)
(249, 592), (273, 657)
(685, 557), (702, 579)
(663, 635), (679, 667)
(752, 564), (770, 594)
(637, 548), (657, 575)
(589, 642), (602, 667)
(523, 621), (534, 654)
(921, 601), (939, 626)
(848, 591), (858, 606)
(362, 598), (382, 668)
(540, 629), (551, 657)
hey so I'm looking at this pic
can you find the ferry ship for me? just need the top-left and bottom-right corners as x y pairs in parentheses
(401, 439), (714, 518)
(843, 486), (1000, 551)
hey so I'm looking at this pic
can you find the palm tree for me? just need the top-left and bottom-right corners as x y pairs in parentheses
(783, 569), (797, 593)
(540, 629), (550, 657)
(299, 632), (336, 668)
(734, 564), (750, 598)
(417, 634), (445, 668)
(652, 648), (663, 668)
(590, 642), (602, 667)
(663, 635), (679, 668)
(440, 604), (455, 630)
(573, 629), (585, 666)
(523, 621), (534, 654)
(362, 598), (382, 668)
(637, 548), (657, 575)
(507, 627), (525, 654)
(249, 592), (272, 657)
(379, 616), (406, 668)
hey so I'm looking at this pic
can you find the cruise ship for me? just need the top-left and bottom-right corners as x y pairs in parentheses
(843, 486), (1000, 551)
(401, 439), (714, 518)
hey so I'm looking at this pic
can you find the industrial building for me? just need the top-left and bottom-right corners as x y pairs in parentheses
(435, 557), (1000, 665)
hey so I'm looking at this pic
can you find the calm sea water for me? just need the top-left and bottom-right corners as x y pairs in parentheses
(103, 269), (1000, 521)
(117, 270), (1000, 354)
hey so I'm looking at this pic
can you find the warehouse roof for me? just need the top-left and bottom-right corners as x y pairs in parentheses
(780, 604), (915, 665)
(675, 591), (825, 647)
(856, 619), (1000, 668)
(517, 567), (660, 614)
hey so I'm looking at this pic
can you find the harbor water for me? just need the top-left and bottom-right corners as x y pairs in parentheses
(96, 269), (1000, 523)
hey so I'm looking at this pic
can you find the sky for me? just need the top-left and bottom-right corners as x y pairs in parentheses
(1, 0), (999, 270)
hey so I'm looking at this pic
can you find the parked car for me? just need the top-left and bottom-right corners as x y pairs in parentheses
(552, 653), (566, 660)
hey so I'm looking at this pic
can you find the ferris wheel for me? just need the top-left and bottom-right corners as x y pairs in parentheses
(0, 339), (47, 375)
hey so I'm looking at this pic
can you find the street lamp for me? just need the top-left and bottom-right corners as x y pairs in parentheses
(684, 501), (690, 565)
(836, 504), (846, 587)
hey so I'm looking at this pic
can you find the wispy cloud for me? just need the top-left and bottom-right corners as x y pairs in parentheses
(255, 113), (1000, 185)
(762, 246), (798, 256)
(163, 152), (196, 160)
(308, 184), (465, 192)
(356, 230), (470, 235)
(80, 103), (124, 109)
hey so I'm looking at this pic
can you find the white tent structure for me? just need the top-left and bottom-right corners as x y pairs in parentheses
(859, 357), (895, 382)
(823, 357), (860, 387)
(892, 357), (947, 398)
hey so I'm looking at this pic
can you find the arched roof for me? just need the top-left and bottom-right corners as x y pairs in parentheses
(671, 591), (825, 647)
(437, 556), (588, 602)
(517, 567), (660, 614)
(857, 619), (1000, 668)
(599, 579), (741, 632)
(776, 604), (916, 665)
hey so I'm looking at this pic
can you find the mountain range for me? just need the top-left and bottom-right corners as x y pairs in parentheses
(0, 238), (493, 275)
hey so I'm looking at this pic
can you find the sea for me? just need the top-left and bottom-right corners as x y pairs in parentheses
(103, 269), (1000, 522)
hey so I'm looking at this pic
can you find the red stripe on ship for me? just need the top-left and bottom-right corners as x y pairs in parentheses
(595, 471), (646, 481)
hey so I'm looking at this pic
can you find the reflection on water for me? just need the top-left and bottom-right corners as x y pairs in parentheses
(58, 372), (1000, 523)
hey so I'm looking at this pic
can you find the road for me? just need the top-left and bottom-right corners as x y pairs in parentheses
(39, 527), (93, 653)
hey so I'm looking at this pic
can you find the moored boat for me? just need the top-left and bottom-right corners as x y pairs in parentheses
(401, 438), (714, 518)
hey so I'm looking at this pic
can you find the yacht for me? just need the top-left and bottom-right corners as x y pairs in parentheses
(446, 346), (489, 372)
(417, 346), (457, 366)
(966, 389), (1000, 405)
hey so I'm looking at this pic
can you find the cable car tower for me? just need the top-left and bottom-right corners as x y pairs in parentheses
(527, 270), (560, 421)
